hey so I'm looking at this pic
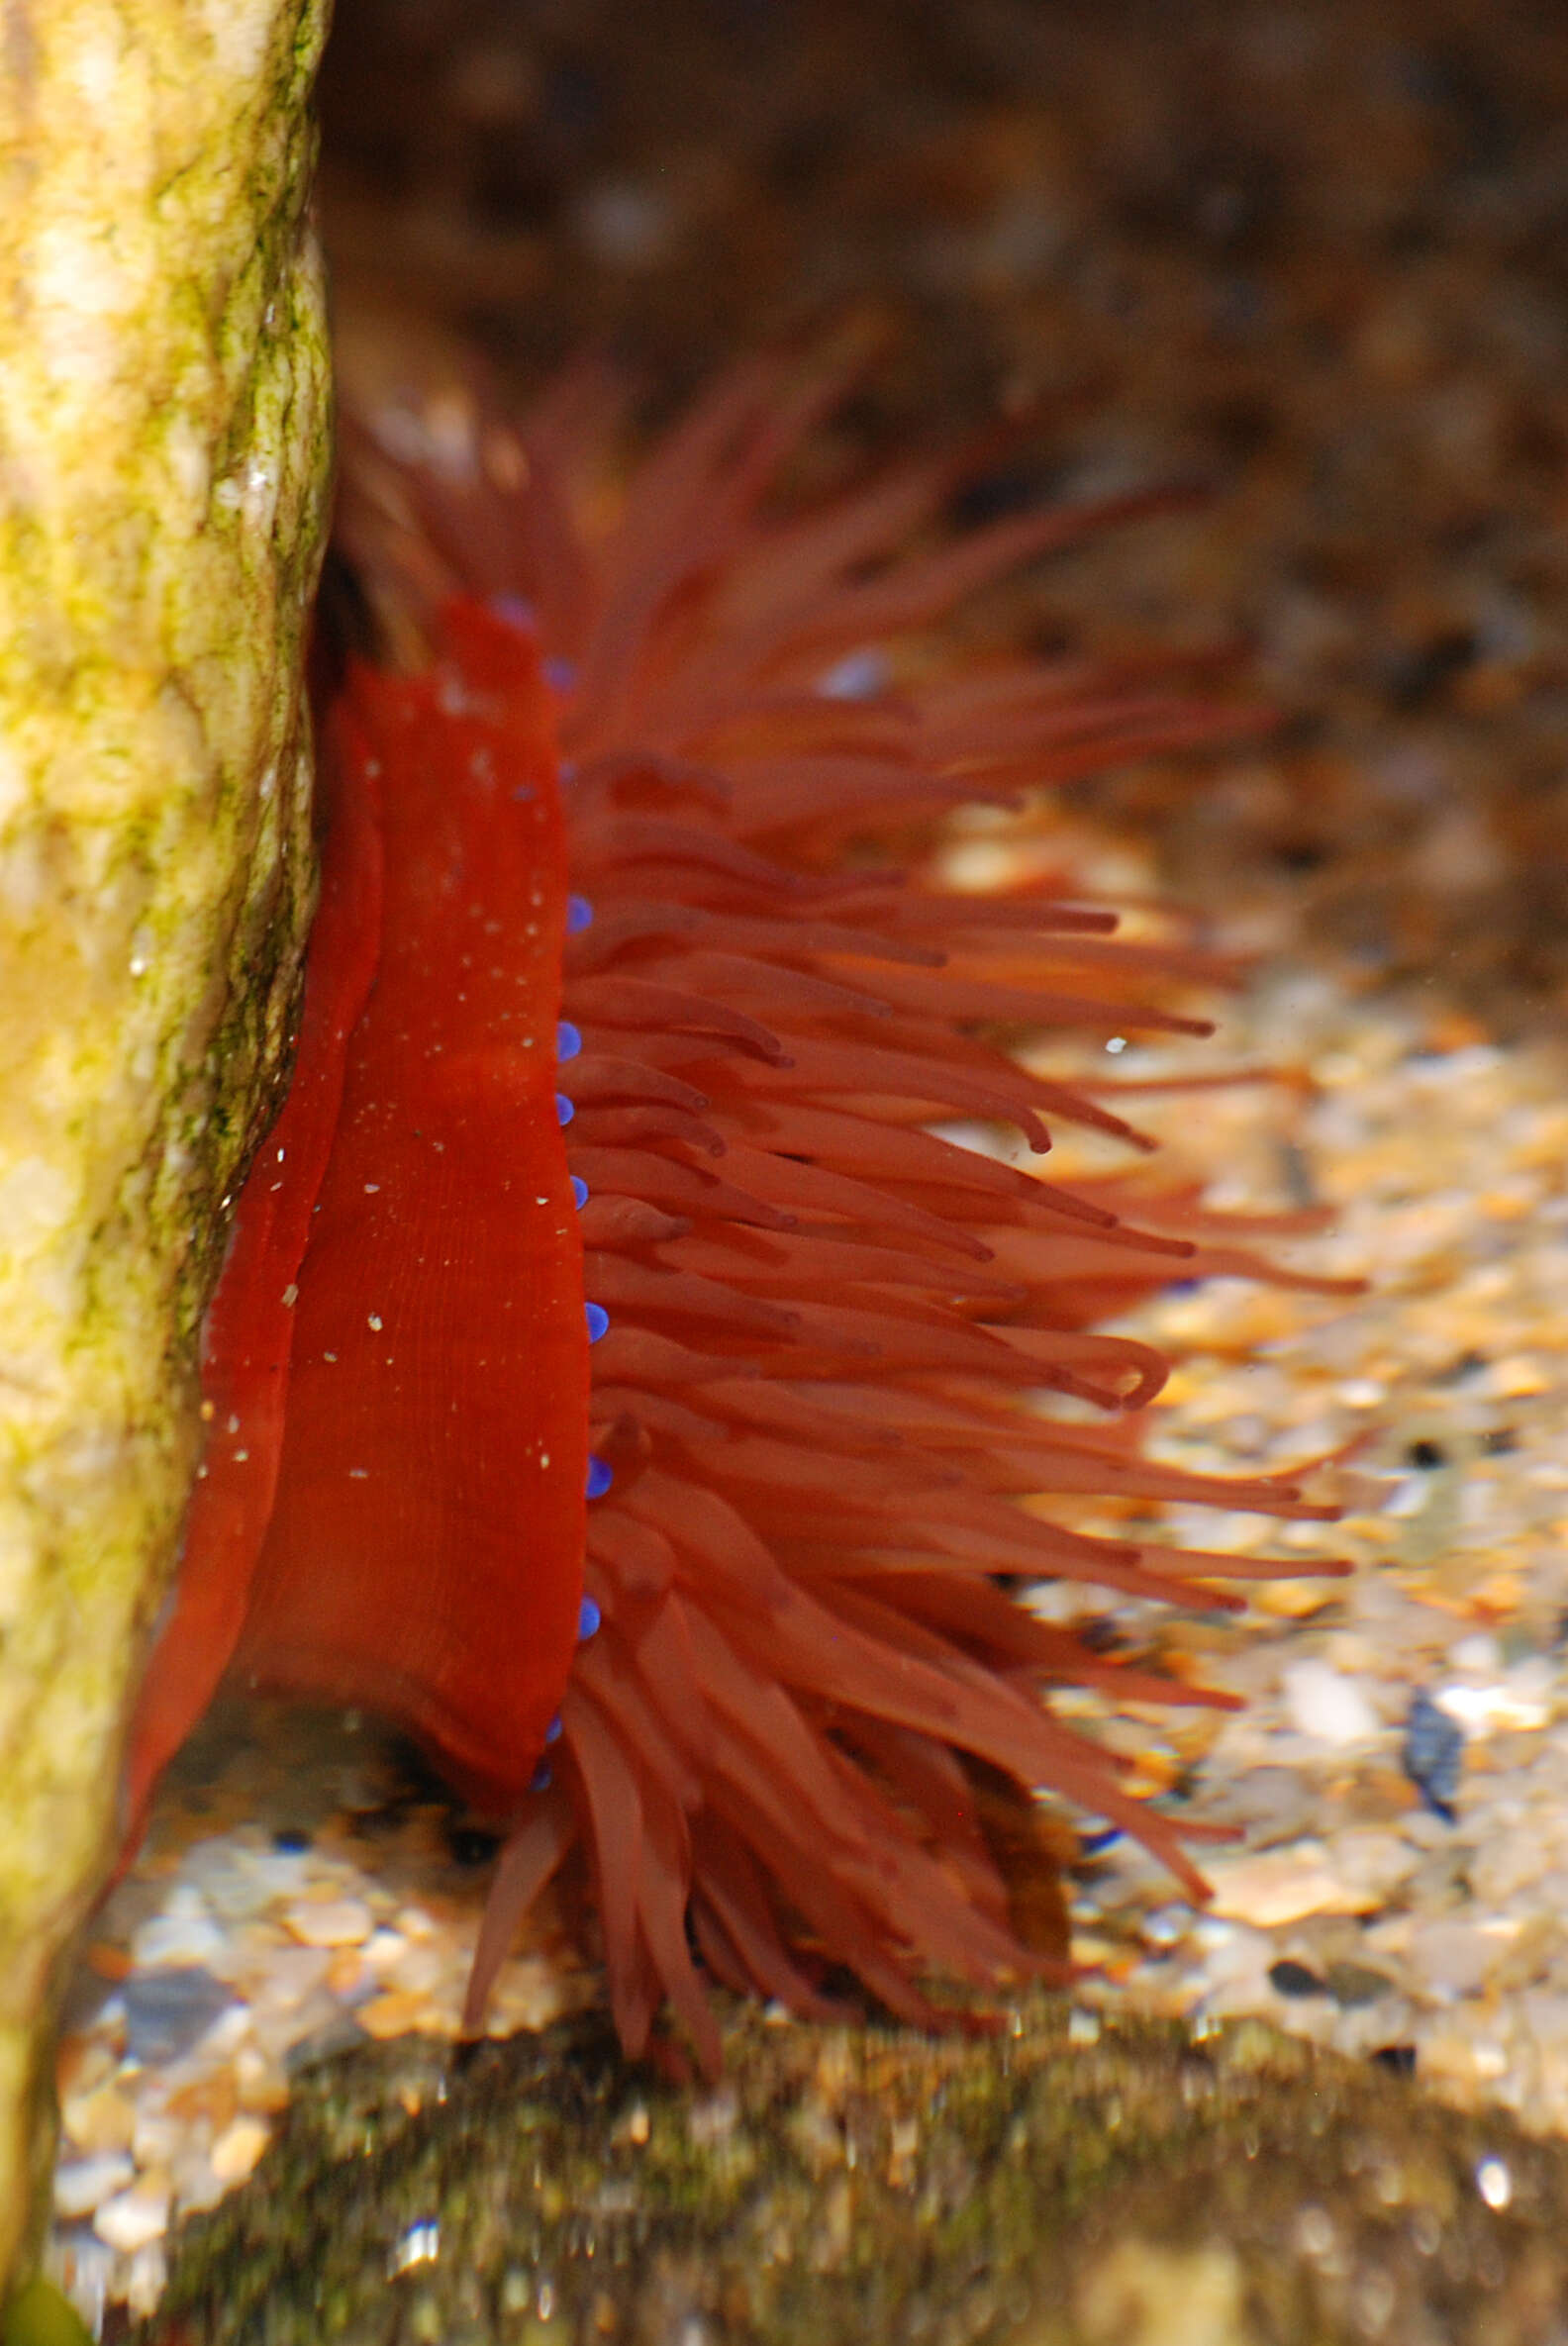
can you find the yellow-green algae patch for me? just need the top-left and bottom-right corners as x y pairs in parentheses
(0, 0), (332, 2283)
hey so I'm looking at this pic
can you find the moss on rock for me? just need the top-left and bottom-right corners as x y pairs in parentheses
(142, 1997), (1568, 2344)
(0, 0), (332, 2281)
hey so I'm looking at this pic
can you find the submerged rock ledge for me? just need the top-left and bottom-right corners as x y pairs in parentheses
(141, 1994), (1565, 2346)
(0, 0), (332, 2280)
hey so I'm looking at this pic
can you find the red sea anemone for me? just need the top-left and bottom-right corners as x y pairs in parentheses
(125, 350), (1346, 2075)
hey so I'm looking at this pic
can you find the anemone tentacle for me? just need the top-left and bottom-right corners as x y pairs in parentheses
(340, 354), (1343, 2064)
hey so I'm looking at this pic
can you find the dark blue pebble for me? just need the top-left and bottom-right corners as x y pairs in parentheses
(585, 1456), (612, 1500)
(570, 1176), (589, 1210)
(577, 1595), (602, 1640)
(556, 1021), (581, 1063)
(585, 1302), (609, 1342)
(1078, 1827), (1123, 1855)
(565, 895), (593, 934)
(1403, 1687), (1463, 1821)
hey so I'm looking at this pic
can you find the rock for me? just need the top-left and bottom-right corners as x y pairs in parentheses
(91, 2189), (169, 2259)
(136, 1996), (1568, 2344)
(1282, 1659), (1381, 1747)
(0, 0), (331, 2284)
(1323, 1961), (1396, 2009)
(280, 1900), (374, 1950)
(1202, 1841), (1379, 1928)
(50, 2156), (133, 2224)
(56, 2083), (136, 2160)
(206, 2118), (270, 2191)
(120, 1972), (237, 2069)
(128, 1912), (227, 1975)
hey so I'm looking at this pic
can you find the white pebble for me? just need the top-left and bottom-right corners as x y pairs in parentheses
(50, 2232), (115, 2336)
(282, 1898), (374, 1948)
(391, 1943), (445, 1997)
(161, 1884), (211, 1920)
(132, 2113), (184, 2172)
(1421, 2024), (1509, 2087)
(171, 2152), (228, 2217)
(1412, 1918), (1518, 1999)
(199, 2004), (252, 2056)
(1194, 1923), (1276, 1993)
(249, 1944), (333, 2013)
(125, 2243), (169, 2320)
(1384, 1474), (1433, 1518)
(1435, 1679), (1550, 1736)
(1328, 1828), (1421, 1902)
(209, 2115), (271, 2187)
(1476, 2154), (1513, 2210)
(93, 2184), (171, 2255)
(130, 1910), (226, 1969)
(53, 2153), (134, 2220)
(1283, 1660), (1381, 1747)
(1204, 1842), (1378, 1928)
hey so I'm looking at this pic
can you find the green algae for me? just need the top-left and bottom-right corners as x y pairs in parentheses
(0, 0), (332, 2282)
(141, 1996), (1568, 2344)
(0, 2278), (92, 2346)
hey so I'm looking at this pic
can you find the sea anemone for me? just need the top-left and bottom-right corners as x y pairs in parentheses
(127, 345), (1346, 2075)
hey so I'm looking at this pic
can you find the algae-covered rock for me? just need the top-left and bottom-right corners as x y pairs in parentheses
(0, 0), (332, 2282)
(141, 1997), (1568, 2345)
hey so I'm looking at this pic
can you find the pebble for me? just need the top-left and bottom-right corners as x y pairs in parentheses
(122, 1968), (236, 2065)
(282, 1898), (374, 1948)
(1282, 1660), (1381, 1747)
(1434, 1673), (1552, 1735)
(1266, 1959), (1325, 2000)
(1404, 1690), (1465, 1822)
(44, 870), (1568, 2331)
(93, 2184), (171, 2256)
(357, 1989), (436, 2040)
(1325, 1830), (1421, 1903)
(1202, 1844), (1380, 1928)
(60, 2083), (136, 2157)
(388, 1941), (446, 1997)
(250, 1944), (333, 2014)
(53, 2155), (134, 2221)
(1062, 983), (1568, 2144)
(209, 2116), (271, 2187)
(129, 1909), (226, 1972)
(1411, 1919), (1519, 2001)
(1324, 1962), (1395, 2008)
(124, 2245), (168, 2321)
